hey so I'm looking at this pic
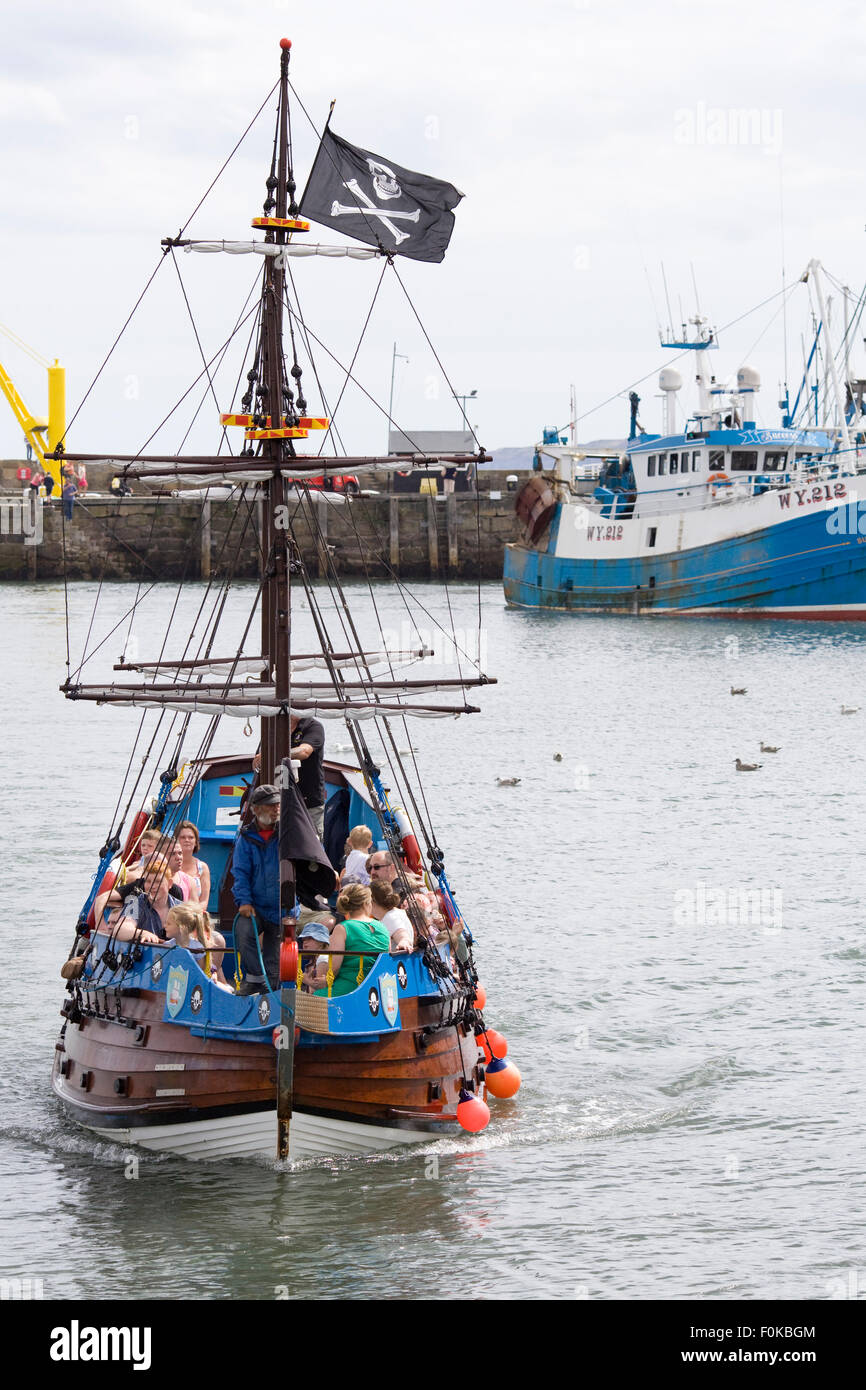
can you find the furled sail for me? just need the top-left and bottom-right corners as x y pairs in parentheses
(65, 688), (479, 719)
(180, 240), (381, 262)
(114, 649), (435, 677)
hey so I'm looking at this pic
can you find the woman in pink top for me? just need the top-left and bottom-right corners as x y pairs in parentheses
(176, 821), (210, 908)
(168, 842), (194, 901)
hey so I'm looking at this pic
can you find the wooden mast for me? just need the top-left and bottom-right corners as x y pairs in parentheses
(264, 40), (297, 1162)
(260, 40), (293, 786)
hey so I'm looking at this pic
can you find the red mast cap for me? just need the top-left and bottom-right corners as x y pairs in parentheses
(280, 38), (292, 49)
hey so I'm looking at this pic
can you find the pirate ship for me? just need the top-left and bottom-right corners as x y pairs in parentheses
(50, 39), (519, 1161)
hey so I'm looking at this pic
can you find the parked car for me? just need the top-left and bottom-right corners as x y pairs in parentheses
(306, 474), (360, 495)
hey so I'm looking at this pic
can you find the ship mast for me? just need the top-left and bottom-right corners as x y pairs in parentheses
(259, 40), (294, 785)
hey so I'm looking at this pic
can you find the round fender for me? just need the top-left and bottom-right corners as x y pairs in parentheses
(279, 939), (299, 983)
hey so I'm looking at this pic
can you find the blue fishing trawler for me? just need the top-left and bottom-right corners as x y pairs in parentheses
(505, 271), (866, 618)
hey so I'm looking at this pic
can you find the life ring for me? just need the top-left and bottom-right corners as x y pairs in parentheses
(85, 868), (117, 931)
(391, 805), (424, 875)
(708, 471), (731, 499)
(120, 811), (150, 865)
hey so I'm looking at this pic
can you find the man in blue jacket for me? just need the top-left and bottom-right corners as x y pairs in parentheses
(231, 784), (283, 994)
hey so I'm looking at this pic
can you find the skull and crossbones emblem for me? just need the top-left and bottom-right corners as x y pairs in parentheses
(330, 157), (420, 247)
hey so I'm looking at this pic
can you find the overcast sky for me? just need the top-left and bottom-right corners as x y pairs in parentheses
(2, 0), (866, 462)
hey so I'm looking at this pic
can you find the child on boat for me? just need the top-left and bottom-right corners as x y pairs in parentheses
(165, 903), (231, 990)
(298, 918), (332, 992)
(342, 825), (374, 884)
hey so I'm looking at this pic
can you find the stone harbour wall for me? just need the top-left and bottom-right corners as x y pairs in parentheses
(0, 468), (526, 582)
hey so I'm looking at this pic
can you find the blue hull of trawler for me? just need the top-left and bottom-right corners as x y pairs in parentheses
(503, 503), (866, 618)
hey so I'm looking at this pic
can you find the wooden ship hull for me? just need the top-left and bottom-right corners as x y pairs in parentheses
(52, 989), (483, 1161)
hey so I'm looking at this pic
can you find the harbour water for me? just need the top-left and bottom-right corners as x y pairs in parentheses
(1, 580), (864, 1301)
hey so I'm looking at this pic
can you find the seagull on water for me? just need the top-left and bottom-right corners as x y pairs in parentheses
(731, 687), (747, 695)
(735, 758), (762, 772)
(553, 753), (563, 762)
(760, 742), (780, 753)
(496, 777), (521, 787)
(841, 705), (860, 715)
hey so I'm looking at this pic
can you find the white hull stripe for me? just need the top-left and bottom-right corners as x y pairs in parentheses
(86, 1107), (444, 1161)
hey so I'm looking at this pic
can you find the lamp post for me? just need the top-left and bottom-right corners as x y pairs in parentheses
(387, 342), (410, 451)
(456, 388), (477, 430)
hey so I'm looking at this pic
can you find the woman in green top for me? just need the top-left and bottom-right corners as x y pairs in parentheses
(315, 883), (391, 997)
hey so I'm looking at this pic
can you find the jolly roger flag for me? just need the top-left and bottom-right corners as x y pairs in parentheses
(300, 129), (463, 263)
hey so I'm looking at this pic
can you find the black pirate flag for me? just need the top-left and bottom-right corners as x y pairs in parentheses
(300, 129), (463, 263)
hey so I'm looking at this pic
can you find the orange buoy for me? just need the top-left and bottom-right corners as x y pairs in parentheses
(479, 1028), (508, 1063)
(472, 982), (487, 1010)
(456, 1089), (490, 1133)
(484, 1056), (521, 1099)
(279, 939), (298, 982)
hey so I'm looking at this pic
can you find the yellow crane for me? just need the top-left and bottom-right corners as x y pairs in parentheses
(0, 322), (66, 486)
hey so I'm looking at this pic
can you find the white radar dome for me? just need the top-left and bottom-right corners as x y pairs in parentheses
(659, 368), (683, 392)
(737, 365), (761, 391)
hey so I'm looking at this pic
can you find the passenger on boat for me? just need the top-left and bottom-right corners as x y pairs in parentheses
(176, 819), (211, 908)
(366, 851), (399, 886)
(168, 841), (194, 901)
(128, 826), (163, 870)
(369, 879), (414, 952)
(298, 919), (332, 991)
(94, 828), (184, 924)
(165, 903), (231, 990)
(342, 825), (374, 884)
(232, 784), (283, 995)
(288, 714), (326, 839)
(314, 884), (390, 998)
(107, 857), (175, 942)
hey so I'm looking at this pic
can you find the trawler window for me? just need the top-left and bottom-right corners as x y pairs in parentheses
(709, 450), (725, 470)
(669, 452), (679, 473)
(731, 451), (758, 472)
(692, 451), (701, 471)
(658, 454), (667, 475)
(647, 456), (656, 476)
(764, 451), (787, 471)
(795, 451), (813, 462)
(646, 526), (657, 548)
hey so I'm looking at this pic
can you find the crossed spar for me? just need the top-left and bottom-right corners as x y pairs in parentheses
(330, 179), (420, 246)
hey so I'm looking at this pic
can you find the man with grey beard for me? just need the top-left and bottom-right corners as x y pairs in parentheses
(232, 785), (283, 994)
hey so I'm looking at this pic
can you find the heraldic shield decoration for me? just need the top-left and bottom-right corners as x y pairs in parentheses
(380, 972), (400, 1027)
(166, 965), (189, 1019)
(300, 128), (463, 263)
